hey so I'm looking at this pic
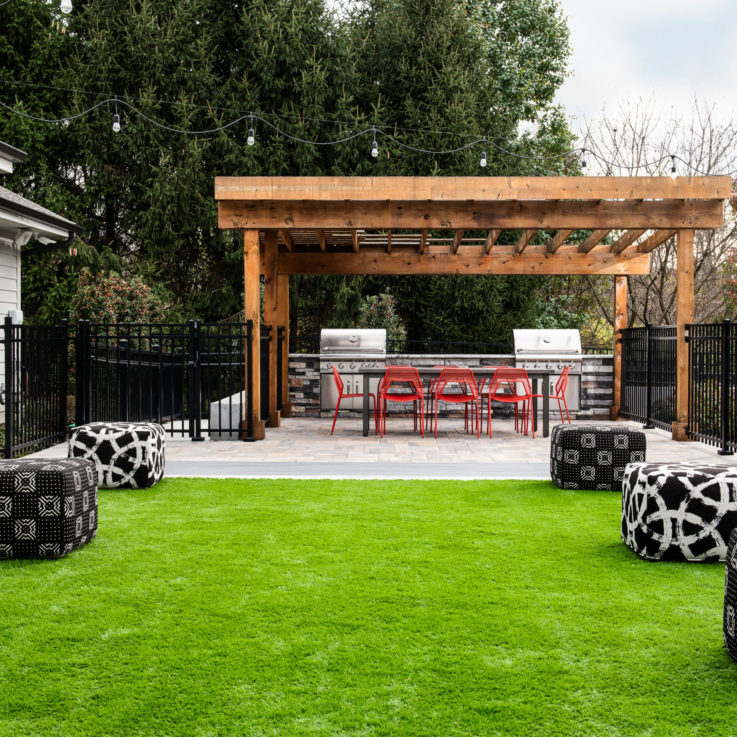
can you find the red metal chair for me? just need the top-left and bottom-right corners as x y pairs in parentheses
(485, 367), (534, 438)
(425, 366), (473, 432)
(432, 367), (479, 438)
(378, 366), (424, 437)
(330, 365), (377, 435)
(530, 365), (572, 425)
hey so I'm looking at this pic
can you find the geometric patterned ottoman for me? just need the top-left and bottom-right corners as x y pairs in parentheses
(622, 463), (737, 562)
(0, 458), (97, 558)
(68, 422), (166, 489)
(550, 424), (646, 491)
(726, 530), (737, 661)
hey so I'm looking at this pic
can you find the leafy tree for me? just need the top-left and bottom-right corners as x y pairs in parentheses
(357, 291), (407, 344)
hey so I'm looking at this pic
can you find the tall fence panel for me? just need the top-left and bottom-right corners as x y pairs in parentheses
(688, 321), (737, 454)
(2, 317), (72, 458)
(619, 325), (677, 431)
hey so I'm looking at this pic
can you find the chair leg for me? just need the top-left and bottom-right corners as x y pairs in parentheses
(331, 395), (341, 435)
(562, 394), (571, 423)
(434, 396), (439, 438)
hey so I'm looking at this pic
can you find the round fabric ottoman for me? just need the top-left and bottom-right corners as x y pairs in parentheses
(622, 463), (737, 562)
(725, 530), (737, 661)
(68, 422), (166, 489)
(0, 458), (98, 558)
(550, 424), (646, 490)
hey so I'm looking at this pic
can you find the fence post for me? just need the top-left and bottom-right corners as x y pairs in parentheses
(59, 320), (69, 437)
(719, 319), (733, 455)
(188, 319), (203, 441)
(643, 323), (655, 429)
(3, 316), (14, 458)
(118, 338), (129, 422)
(75, 320), (90, 426)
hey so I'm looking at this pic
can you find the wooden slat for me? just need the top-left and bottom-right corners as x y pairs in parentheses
(352, 230), (359, 253)
(638, 229), (677, 253)
(547, 229), (573, 254)
(278, 229), (293, 252)
(317, 229), (326, 252)
(452, 230), (465, 254)
(219, 199), (724, 231)
(263, 231), (280, 426)
(516, 229), (537, 254)
(611, 229), (646, 254)
(578, 229), (611, 253)
(611, 275), (627, 419)
(277, 250), (651, 276)
(386, 230), (392, 254)
(483, 229), (501, 254)
(419, 229), (428, 253)
(215, 175), (732, 202)
(243, 230), (264, 439)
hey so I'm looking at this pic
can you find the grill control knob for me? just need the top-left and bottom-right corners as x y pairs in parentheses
(350, 363), (356, 369)
(338, 363), (344, 369)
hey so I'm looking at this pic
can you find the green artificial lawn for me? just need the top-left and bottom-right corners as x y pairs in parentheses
(1, 478), (735, 737)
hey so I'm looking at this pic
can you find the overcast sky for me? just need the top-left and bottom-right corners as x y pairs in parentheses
(555, 0), (737, 131)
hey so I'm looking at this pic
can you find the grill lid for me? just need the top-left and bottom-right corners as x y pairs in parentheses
(513, 329), (582, 355)
(320, 328), (387, 355)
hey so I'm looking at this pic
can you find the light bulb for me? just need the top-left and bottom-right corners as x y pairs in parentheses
(60, 0), (72, 13)
(371, 139), (378, 158)
(112, 113), (121, 133)
(669, 156), (677, 179)
(480, 149), (487, 168)
(580, 149), (587, 169)
(247, 128), (255, 146)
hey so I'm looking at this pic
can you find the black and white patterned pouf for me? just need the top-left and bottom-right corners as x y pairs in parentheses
(726, 530), (737, 661)
(0, 458), (97, 558)
(550, 424), (646, 491)
(622, 463), (737, 562)
(68, 422), (166, 489)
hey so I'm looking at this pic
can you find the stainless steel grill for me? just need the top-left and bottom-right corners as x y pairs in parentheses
(320, 329), (387, 411)
(513, 329), (582, 412)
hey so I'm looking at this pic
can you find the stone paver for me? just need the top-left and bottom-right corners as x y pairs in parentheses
(27, 416), (732, 479)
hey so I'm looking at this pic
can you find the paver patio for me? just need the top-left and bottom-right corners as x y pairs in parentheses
(28, 417), (730, 479)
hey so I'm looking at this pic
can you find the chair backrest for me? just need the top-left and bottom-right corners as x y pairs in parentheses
(381, 366), (422, 395)
(331, 365), (344, 396)
(435, 367), (478, 397)
(488, 367), (532, 397)
(555, 365), (571, 395)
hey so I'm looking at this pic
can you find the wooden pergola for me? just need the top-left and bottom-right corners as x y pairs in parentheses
(215, 175), (731, 440)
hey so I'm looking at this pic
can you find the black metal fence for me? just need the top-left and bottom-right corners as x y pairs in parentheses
(619, 325), (677, 431)
(688, 321), (737, 454)
(0, 318), (290, 457)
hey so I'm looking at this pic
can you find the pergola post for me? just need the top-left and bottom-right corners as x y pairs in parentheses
(243, 229), (265, 439)
(672, 229), (695, 441)
(277, 273), (292, 417)
(263, 230), (280, 427)
(610, 275), (627, 420)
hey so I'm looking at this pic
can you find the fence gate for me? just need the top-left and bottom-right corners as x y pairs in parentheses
(619, 325), (677, 431)
(2, 317), (71, 458)
(688, 321), (737, 455)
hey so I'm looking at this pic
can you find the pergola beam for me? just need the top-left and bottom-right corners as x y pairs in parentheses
(638, 229), (677, 253)
(277, 251), (650, 276)
(483, 229), (501, 254)
(452, 229), (465, 254)
(419, 229), (428, 253)
(578, 229), (611, 253)
(278, 229), (294, 252)
(317, 229), (327, 252)
(516, 229), (537, 254)
(611, 229), (646, 254)
(220, 199), (724, 231)
(547, 229), (573, 254)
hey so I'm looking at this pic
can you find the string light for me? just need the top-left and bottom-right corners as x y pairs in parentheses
(0, 87), (734, 176)
(112, 98), (120, 133)
(670, 155), (677, 179)
(60, 0), (72, 13)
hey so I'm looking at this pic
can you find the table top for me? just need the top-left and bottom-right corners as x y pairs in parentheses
(321, 365), (554, 376)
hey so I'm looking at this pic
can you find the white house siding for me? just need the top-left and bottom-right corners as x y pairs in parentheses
(0, 242), (21, 424)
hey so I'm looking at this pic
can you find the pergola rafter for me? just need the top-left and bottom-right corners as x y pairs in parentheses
(215, 175), (730, 440)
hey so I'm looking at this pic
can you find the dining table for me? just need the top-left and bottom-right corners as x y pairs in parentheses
(359, 365), (555, 437)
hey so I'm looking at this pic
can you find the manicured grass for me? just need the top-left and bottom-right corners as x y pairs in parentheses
(0, 478), (735, 737)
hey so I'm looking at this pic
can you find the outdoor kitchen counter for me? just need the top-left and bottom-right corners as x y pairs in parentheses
(355, 366), (552, 438)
